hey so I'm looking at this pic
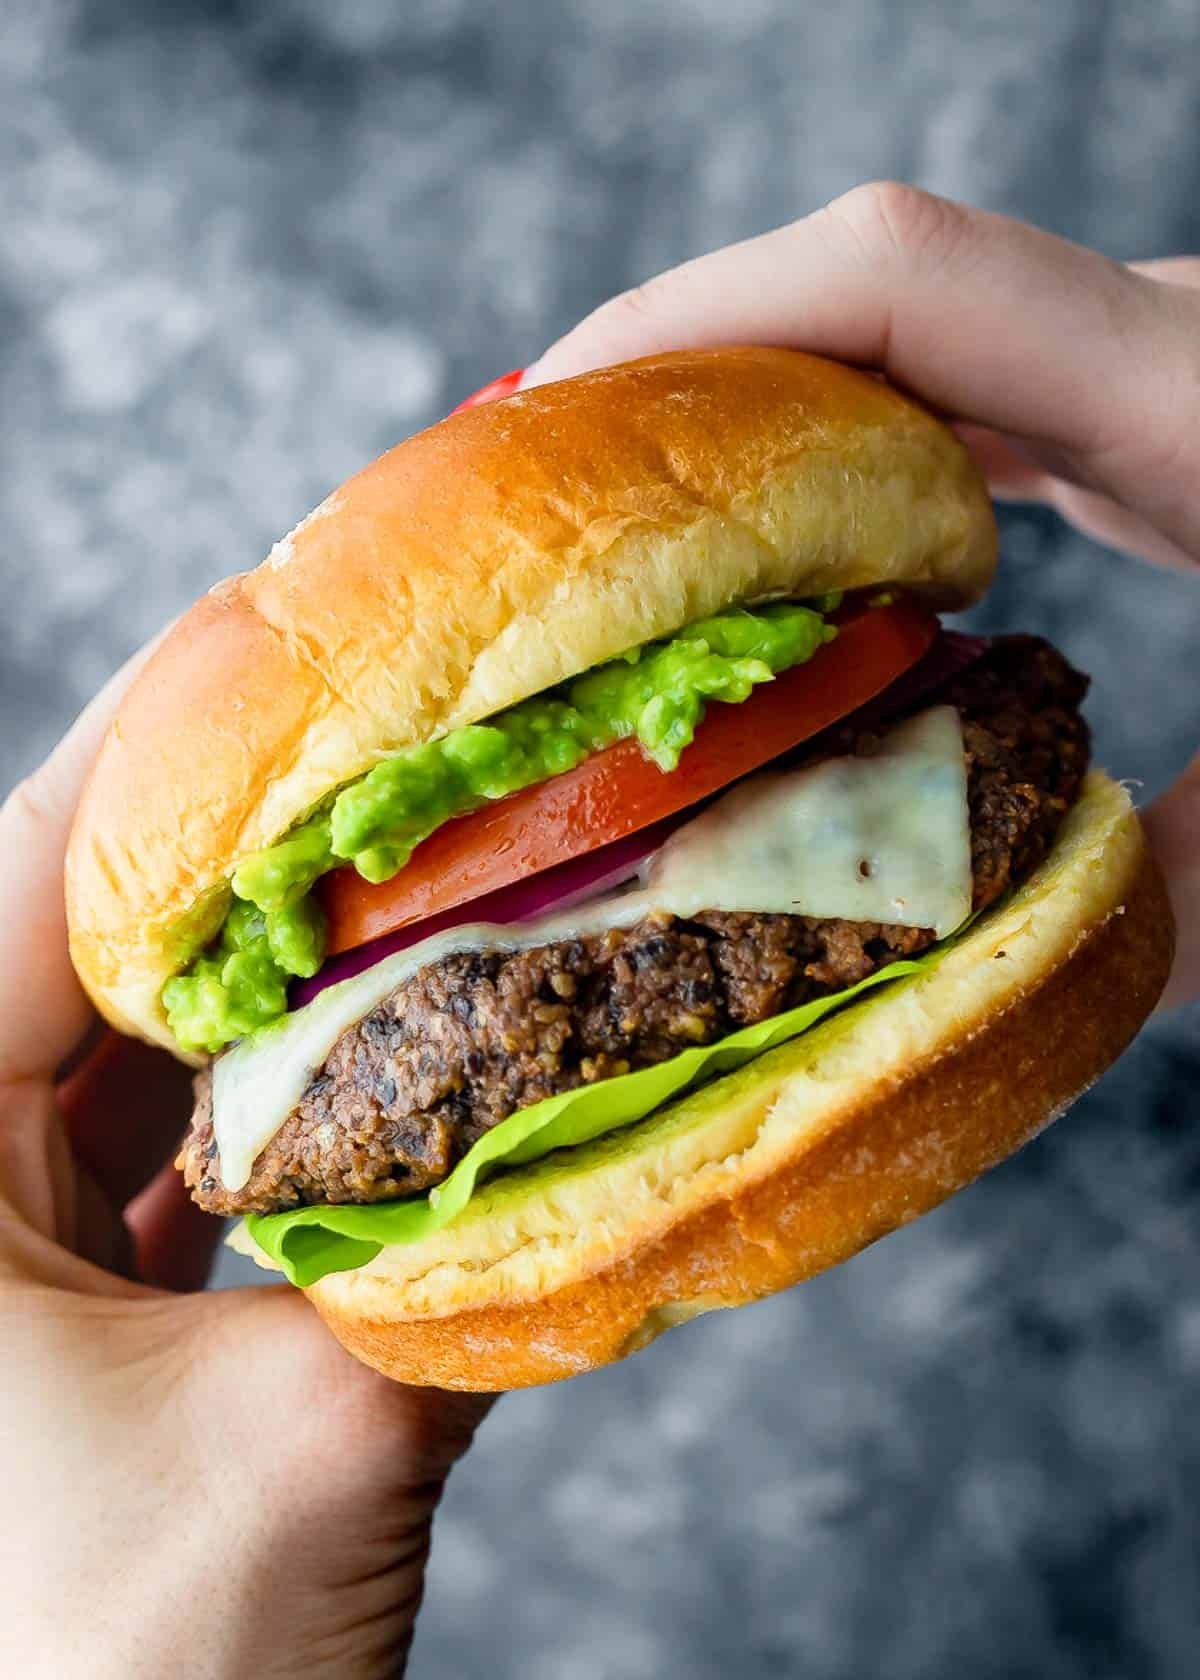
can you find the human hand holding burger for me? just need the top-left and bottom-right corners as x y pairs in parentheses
(1, 186), (1195, 1672)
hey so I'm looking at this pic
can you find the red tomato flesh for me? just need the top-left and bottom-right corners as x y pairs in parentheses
(322, 600), (937, 956)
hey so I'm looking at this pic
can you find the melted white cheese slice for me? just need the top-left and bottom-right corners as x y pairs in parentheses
(641, 705), (972, 933)
(212, 705), (970, 1191)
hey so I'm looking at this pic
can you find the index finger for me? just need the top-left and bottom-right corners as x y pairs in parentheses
(0, 636), (166, 1083)
(527, 183), (1200, 563)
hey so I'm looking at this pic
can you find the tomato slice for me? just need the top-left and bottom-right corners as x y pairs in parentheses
(451, 367), (525, 413)
(322, 601), (937, 956)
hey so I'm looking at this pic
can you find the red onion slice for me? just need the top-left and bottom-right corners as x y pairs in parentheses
(290, 813), (684, 1007)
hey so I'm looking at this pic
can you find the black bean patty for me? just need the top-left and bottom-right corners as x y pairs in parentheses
(181, 635), (1090, 1215)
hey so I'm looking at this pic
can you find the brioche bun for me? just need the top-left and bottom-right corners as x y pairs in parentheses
(64, 349), (996, 1056)
(229, 772), (1173, 1390)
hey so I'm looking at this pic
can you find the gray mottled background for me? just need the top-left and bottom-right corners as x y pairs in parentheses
(3, 3), (1199, 1676)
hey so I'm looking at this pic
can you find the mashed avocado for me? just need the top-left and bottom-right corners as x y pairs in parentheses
(163, 602), (836, 1053)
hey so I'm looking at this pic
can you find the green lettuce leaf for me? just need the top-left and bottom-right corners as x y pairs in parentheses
(244, 947), (947, 1288)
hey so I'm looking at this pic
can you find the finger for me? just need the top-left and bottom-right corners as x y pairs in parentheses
(0, 1080), (78, 1249)
(951, 424), (1047, 497)
(2, 1020), (190, 1276)
(0, 1078), (133, 1277)
(1128, 256), (1200, 289)
(126, 1160), (225, 1292)
(57, 1029), (194, 1211)
(0, 634), (168, 1083)
(527, 183), (1200, 561)
(1032, 480), (1200, 572)
(1144, 755), (1200, 1010)
(955, 424), (1199, 571)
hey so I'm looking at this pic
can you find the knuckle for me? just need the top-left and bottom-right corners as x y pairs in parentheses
(594, 275), (671, 334)
(543, 277), (675, 378)
(826, 180), (968, 270)
(1, 770), (57, 839)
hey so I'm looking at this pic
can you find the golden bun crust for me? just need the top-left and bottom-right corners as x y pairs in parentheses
(254, 774), (1169, 1390)
(65, 349), (995, 1055)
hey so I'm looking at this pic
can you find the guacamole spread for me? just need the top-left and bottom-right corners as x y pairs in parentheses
(163, 602), (836, 1053)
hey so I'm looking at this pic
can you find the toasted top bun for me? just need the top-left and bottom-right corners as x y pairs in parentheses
(229, 773), (1173, 1390)
(66, 348), (996, 1055)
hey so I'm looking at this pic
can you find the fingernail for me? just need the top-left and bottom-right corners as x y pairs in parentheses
(450, 368), (526, 414)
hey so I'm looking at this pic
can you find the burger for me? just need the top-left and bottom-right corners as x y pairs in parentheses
(64, 349), (1174, 1390)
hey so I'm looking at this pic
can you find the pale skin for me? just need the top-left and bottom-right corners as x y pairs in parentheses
(0, 184), (1195, 1677)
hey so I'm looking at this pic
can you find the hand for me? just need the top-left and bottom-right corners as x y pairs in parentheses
(526, 182), (1200, 1009)
(0, 650), (491, 1679)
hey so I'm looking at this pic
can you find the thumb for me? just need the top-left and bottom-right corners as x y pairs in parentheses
(527, 183), (1200, 563)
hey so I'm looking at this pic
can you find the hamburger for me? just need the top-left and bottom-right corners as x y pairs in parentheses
(64, 349), (1174, 1390)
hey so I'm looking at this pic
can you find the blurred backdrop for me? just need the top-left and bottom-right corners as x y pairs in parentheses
(3, 3), (1199, 1676)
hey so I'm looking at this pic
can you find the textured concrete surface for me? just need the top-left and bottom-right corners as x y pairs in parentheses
(2, 4), (1199, 1676)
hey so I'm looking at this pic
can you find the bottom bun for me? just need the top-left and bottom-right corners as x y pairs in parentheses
(240, 772), (1173, 1390)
